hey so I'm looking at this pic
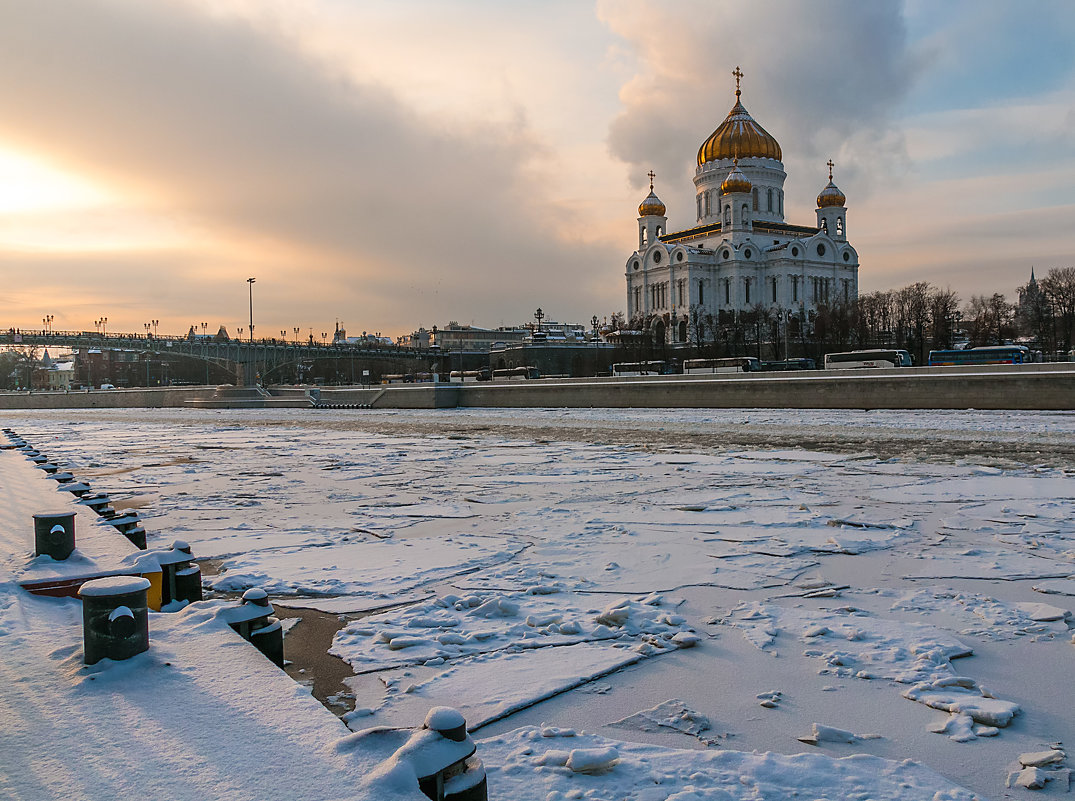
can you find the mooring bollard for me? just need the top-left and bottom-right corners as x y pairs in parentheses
(393, 707), (488, 801)
(78, 576), (152, 665)
(33, 511), (76, 560)
(49, 471), (75, 483)
(157, 540), (203, 607)
(224, 588), (284, 667)
(57, 481), (92, 498)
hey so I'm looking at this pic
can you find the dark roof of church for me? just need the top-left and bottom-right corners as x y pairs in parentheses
(659, 219), (820, 245)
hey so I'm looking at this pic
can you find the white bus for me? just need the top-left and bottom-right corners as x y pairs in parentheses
(682, 357), (761, 374)
(611, 361), (667, 377)
(823, 349), (911, 369)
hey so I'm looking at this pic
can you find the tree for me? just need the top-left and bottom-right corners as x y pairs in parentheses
(1041, 267), (1075, 351)
(928, 287), (961, 351)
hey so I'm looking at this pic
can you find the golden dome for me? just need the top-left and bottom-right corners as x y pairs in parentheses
(720, 160), (752, 194)
(816, 160), (846, 207)
(638, 172), (666, 216)
(697, 69), (782, 165)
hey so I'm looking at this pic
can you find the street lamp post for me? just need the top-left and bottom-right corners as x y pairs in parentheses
(293, 327), (300, 344)
(247, 277), (256, 342)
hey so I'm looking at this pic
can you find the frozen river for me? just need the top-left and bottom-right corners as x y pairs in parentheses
(5, 406), (1075, 800)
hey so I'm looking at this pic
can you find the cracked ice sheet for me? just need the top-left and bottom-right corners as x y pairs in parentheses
(901, 546), (1072, 581)
(478, 727), (980, 801)
(210, 534), (526, 598)
(331, 590), (695, 672)
(453, 527), (817, 592)
(891, 590), (1072, 641)
(726, 601), (1021, 733)
(347, 643), (643, 731)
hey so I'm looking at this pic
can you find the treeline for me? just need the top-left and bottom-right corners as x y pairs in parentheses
(615, 266), (1075, 366)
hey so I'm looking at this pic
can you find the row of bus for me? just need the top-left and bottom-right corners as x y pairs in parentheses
(611, 345), (1037, 376)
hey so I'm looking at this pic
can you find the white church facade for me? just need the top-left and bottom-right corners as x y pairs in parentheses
(625, 68), (858, 343)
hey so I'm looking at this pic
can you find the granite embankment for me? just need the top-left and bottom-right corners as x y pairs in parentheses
(1, 364), (1073, 410)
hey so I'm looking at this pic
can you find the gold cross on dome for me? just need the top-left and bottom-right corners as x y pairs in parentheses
(827, 159), (835, 180)
(733, 66), (743, 95)
(647, 170), (656, 190)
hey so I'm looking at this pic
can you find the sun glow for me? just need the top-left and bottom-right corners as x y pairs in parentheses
(0, 147), (112, 214)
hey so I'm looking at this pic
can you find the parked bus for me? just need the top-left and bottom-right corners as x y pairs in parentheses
(492, 366), (539, 380)
(760, 358), (817, 371)
(927, 345), (1029, 366)
(823, 349), (911, 369)
(682, 357), (761, 374)
(612, 361), (668, 377)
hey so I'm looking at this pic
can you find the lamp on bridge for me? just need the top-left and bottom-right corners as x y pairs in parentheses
(247, 277), (256, 342)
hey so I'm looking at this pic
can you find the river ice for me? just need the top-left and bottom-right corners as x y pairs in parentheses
(2, 406), (1074, 799)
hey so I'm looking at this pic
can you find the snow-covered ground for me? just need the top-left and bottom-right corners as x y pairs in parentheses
(2, 407), (1074, 800)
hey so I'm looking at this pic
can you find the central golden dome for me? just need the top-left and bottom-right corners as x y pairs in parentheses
(697, 85), (782, 166)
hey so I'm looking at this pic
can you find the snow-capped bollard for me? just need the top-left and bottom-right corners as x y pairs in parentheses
(100, 510), (147, 549)
(157, 540), (203, 607)
(78, 576), (152, 665)
(224, 588), (284, 668)
(33, 511), (76, 560)
(49, 471), (75, 483)
(29, 453), (48, 464)
(57, 481), (92, 498)
(394, 707), (487, 801)
(78, 493), (114, 515)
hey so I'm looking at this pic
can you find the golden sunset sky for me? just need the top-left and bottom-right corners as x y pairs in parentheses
(1, 0), (1073, 338)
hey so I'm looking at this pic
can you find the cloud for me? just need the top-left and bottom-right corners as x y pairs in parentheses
(0, 0), (620, 334)
(599, 0), (914, 226)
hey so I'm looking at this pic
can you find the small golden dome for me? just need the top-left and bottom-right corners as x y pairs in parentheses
(720, 160), (752, 194)
(817, 160), (846, 207)
(638, 171), (666, 216)
(698, 68), (782, 165)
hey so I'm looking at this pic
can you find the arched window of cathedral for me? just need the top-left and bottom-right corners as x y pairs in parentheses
(724, 280), (730, 305)
(656, 225), (663, 237)
(697, 195), (702, 219)
(744, 249), (752, 259)
(771, 278), (777, 304)
(767, 188), (773, 212)
(779, 192), (783, 216)
(752, 187), (759, 211)
(817, 243), (826, 257)
(722, 249), (730, 259)
(679, 319), (687, 342)
(820, 218), (828, 233)
(791, 246), (799, 257)
(698, 281), (705, 305)
(742, 204), (749, 221)
(632, 260), (639, 271)
(836, 217), (844, 236)
(676, 251), (684, 262)
(704, 193), (711, 216)
(724, 205), (731, 226)
(843, 251), (850, 263)
(653, 250), (662, 264)
(641, 228), (648, 245)
(745, 278), (751, 304)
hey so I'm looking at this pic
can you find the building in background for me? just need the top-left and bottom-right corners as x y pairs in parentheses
(625, 67), (859, 345)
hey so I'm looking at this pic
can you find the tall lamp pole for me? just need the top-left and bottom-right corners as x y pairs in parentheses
(247, 277), (256, 341)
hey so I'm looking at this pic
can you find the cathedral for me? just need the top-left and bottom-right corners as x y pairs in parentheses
(625, 68), (859, 343)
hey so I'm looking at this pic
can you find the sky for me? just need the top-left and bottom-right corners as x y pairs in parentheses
(0, 0), (1073, 340)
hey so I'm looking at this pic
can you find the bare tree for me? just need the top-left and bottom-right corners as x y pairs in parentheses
(928, 287), (961, 351)
(1041, 267), (1075, 351)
